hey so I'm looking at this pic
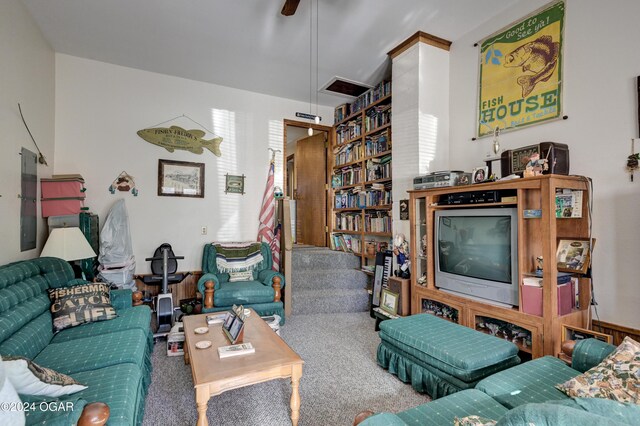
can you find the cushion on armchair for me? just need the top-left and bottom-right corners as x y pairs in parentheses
(215, 281), (276, 306)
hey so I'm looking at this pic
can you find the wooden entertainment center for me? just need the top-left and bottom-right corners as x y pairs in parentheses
(409, 175), (592, 359)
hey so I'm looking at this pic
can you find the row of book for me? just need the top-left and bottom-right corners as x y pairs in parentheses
(365, 105), (391, 133)
(330, 233), (361, 253)
(364, 211), (392, 233)
(336, 119), (362, 145)
(332, 166), (362, 188)
(365, 160), (391, 181)
(334, 141), (362, 166)
(522, 273), (579, 316)
(365, 132), (390, 156)
(335, 212), (361, 232)
(349, 80), (392, 116)
(334, 185), (392, 209)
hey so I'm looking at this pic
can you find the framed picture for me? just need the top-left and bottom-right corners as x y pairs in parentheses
(225, 174), (245, 194)
(223, 314), (245, 344)
(472, 166), (488, 183)
(158, 159), (204, 198)
(556, 238), (593, 274)
(380, 289), (399, 315)
(561, 324), (612, 345)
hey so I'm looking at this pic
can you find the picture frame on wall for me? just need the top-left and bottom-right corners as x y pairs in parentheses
(225, 174), (246, 194)
(158, 159), (204, 198)
(556, 238), (594, 275)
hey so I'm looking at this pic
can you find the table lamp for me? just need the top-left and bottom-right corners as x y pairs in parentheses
(41, 227), (97, 278)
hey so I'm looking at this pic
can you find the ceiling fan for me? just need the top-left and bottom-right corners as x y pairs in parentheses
(281, 0), (300, 16)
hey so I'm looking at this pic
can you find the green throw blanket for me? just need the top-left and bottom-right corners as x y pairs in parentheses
(214, 242), (264, 273)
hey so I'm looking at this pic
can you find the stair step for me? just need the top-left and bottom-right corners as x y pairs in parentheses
(292, 288), (370, 315)
(292, 248), (360, 271)
(292, 269), (368, 290)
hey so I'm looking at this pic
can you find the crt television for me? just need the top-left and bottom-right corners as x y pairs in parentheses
(434, 207), (518, 306)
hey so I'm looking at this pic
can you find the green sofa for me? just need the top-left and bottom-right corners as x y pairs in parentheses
(197, 242), (285, 323)
(359, 338), (625, 425)
(0, 257), (153, 425)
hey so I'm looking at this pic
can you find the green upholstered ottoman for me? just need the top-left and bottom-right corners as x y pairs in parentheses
(377, 314), (520, 399)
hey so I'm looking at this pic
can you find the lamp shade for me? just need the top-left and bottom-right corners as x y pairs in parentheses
(41, 227), (97, 261)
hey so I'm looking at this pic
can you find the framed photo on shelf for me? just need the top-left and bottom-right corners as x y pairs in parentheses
(561, 324), (612, 344)
(380, 289), (399, 315)
(556, 238), (594, 274)
(158, 159), (204, 198)
(472, 166), (488, 183)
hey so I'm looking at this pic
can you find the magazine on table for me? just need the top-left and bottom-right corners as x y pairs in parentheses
(206, 312), (228, 325)
(218, 342), (255, 358)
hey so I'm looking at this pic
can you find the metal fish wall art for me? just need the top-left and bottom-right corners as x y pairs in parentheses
(137, 126), (222, 157)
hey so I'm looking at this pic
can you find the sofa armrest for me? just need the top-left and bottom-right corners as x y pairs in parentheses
(197, 274), (221, 309)
(78, 402), (110, 426)
(354, 412), (408, 426)
(570, 338), (616, 373)
(257, 270), (286, 289)
(111, 289), (133, 310)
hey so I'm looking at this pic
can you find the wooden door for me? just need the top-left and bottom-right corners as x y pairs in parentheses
(294, 132), (327, 246)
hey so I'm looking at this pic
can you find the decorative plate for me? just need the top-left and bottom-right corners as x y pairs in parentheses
(195, 340), (212, 349)
(194, 327), (209, 335)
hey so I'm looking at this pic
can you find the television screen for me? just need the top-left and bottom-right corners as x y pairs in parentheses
(437, 215), (512, 284)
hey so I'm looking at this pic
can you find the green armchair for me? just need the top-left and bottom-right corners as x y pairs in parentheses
(196, 242), (285, 323)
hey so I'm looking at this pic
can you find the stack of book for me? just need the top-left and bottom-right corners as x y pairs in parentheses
(522, 273), (576, 316)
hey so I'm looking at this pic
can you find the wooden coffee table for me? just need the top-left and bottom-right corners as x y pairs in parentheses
(183, 310), (303, 426)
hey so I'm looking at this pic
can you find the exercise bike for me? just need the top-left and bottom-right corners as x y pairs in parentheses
(143, 243), (188, 337)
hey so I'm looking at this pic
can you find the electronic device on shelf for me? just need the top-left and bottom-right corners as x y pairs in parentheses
(501, 142), (569, 177)
(413, 170), (467, 190)
(434, 207), (519, 306)
(439, 189), (516, 205)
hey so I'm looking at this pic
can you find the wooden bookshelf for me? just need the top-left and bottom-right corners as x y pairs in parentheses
(330, 80), (392, 268)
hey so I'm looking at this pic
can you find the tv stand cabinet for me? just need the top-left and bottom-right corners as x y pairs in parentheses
(409, 175), (592, 358)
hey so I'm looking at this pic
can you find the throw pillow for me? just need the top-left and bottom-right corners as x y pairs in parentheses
(48, 282), (117, 333)
(556, 336), (639, 403)
(0, 356), (25, 426)
(3, 356), (86, 397)
(454, 415), (497, 426)
(229, 270), (254, 282)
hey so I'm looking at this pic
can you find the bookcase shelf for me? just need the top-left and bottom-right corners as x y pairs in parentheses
(330, 80), (393, 267)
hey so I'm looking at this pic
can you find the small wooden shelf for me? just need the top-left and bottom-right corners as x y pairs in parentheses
(334, 207), (362, 212)
(364, 178), (392, 185)
(365, 94), (392, 110)
(366, 232), (392, 237)
(364, 123), (391, 137)
(336, 135), (363, 147)
(333, 158), (363, 170)
(430, 201), (517, 210)
(363, 150), (392, 161)
(363, 204), (392, 210)
(332, 183), (361, 191)
(335, 230), (362, 235)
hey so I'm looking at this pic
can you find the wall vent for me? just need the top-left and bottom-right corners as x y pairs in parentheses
(320, 76), (371, 98)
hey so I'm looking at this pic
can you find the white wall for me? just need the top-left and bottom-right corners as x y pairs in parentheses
(449, 0), (640, 328)
(54, 54), (332, 273)
(0, 0), (55, 263)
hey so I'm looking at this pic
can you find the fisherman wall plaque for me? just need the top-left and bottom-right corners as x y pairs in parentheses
(477, 1), (564, 138)
(138, 125), (223, 157)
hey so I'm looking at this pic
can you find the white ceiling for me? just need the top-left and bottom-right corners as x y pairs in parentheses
(22, 0), (519, 107)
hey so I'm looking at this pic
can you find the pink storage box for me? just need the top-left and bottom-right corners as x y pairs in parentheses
(521, 283), (573, 316)
(40, 178), (86, 218)
(41, 178), (85, 199)
(41, 198), (84, 218)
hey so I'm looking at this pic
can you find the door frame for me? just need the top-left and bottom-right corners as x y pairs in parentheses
(283, 119), (333, 247)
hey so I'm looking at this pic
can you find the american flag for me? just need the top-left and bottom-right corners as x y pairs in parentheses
(257, 160), (280, 271)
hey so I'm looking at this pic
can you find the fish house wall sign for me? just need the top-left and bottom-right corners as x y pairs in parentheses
(477, 1), (564, 138)
(137, 126), (223, 157)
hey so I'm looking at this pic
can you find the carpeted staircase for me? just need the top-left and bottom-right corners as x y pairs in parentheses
(291, 246), (370, 315)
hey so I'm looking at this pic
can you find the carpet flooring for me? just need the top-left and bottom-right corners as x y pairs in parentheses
(142, 312), (429, 426)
